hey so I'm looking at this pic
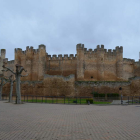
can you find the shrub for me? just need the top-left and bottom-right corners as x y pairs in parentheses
(86, 99), (93, 104)
(107, 93), (119, 97)
(91, 92), (105, 97)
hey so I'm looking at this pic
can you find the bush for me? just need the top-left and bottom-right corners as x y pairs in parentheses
(107, 93), (119, 97)
(91, 92), (119, 98)
(86, 99), (93, 104)
(91, 92), (105, 97)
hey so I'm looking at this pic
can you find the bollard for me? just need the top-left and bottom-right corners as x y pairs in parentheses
(88, 101), (90, 105)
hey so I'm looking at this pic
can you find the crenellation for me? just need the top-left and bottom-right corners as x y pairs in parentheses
(30, 46), (33, 50)
(96, 45), (100, 49)
(123, 58), (135, 63)
(39, 44), (46, 50)
(1, 49), (6, 54)
(101, 44), (104, 49)
(47, 54), (77, 60)
(22, 51), (26, 54)
(26, 46), (29, 50)
(3, 58), (8, 63)
(94, 49), (97, 52)
(89, 49), (92, 51)
(70, 54), (74, 57)
(113, 49), (116, 54)
(15, 48), (22, 52)
(108, 49), (112, 53)
(34, 49), (39, 54)
(64, 54), (68, 60)
(7, 60), (15, 64)
(58, 54), (62, 59)
(115, 46), (119, 50)
(26, 46), (34, 52)
(52, 54), (57, 59)
(115, 46), (123, 53)
(76, 43), (84, 50)
(84, 48), (87, 52)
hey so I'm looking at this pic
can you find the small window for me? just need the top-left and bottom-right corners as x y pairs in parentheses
(91, 76), (93, 79)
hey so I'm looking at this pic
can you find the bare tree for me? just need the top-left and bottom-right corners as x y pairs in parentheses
(3, 64), (28, 104)
(0, 75), (9, 101)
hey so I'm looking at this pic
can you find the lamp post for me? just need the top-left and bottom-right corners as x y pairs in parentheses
(119, 87), (123, 104)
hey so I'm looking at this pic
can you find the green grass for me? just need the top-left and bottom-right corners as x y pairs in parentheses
(22, 98), (111, 104)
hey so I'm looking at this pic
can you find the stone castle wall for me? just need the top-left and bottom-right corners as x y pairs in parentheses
(1, 43), (140, 97)
(4, 43), (139, 81)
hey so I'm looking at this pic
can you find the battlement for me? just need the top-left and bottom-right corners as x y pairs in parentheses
(0, 49), (6, 60)
(3, 58), (8, 63)
(123, 58), (135, 64)
(84, 45), (119, 58)
(39, 44), (46, 50)
(96, 45), (104, 50)
(7, 60), (15, 64)
(115, 46), (123, 53)
(1, 49), (6, 54)
(15, 45), (46, 55)
(76, 43), (84, 50)
(47, 54), (77, 60)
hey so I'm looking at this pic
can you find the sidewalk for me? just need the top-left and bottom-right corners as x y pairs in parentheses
(0, 101), (140, 140)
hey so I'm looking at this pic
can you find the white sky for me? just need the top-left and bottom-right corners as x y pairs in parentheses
(0, 0), (140, 61)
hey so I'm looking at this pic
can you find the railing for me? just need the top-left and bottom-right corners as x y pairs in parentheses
(1, 94), (140, 105)
(2, 94), (94, 105)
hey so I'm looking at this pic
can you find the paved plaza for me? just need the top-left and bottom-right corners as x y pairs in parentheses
(0, 101), (140, 140)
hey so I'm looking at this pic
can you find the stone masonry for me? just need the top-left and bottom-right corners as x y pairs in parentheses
(1, 44), (140, 96)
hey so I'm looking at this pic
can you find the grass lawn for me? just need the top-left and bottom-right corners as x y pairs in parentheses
(22, 98), (111, 104)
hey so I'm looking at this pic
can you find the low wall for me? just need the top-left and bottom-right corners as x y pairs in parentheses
(75, 81), (131, 97)
(3, 74), (75, 96)
(2, 76), (140, 97)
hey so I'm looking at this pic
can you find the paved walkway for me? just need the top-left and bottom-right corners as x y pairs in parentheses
(0, 101), (140, 140)
(111, 100), (128, 105)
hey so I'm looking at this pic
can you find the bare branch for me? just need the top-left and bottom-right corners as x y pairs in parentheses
(3, 81), (9, 86)
(2, 65), (15, 74)
(1, 69), (8, 72)
(19, 67), (27, 74)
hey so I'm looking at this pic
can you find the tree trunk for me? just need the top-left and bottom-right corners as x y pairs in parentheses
(0, 85), (2, 101)
(0, 79), (3, 101)
(9, 81), (13, 102)
(16, 74), (21, 104)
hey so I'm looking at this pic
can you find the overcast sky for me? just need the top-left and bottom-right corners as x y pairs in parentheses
(0, 0), (140, 61)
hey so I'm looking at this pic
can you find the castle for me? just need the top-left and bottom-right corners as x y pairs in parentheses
(1, 44), (140, 96)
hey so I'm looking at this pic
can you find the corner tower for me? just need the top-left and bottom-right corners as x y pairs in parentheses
(0, 49), (6, 74)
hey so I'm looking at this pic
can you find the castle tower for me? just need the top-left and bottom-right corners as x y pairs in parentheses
(0, 49), (6, 74)
(25, 46), (34, 81)
(116, 46), (123, 80)
(76, 44), (84, 80)
(97, 45), (104, 81)
(38, 44), (46, 80)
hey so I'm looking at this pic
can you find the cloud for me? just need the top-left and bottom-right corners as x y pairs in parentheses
(0, 0), (140, 61)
